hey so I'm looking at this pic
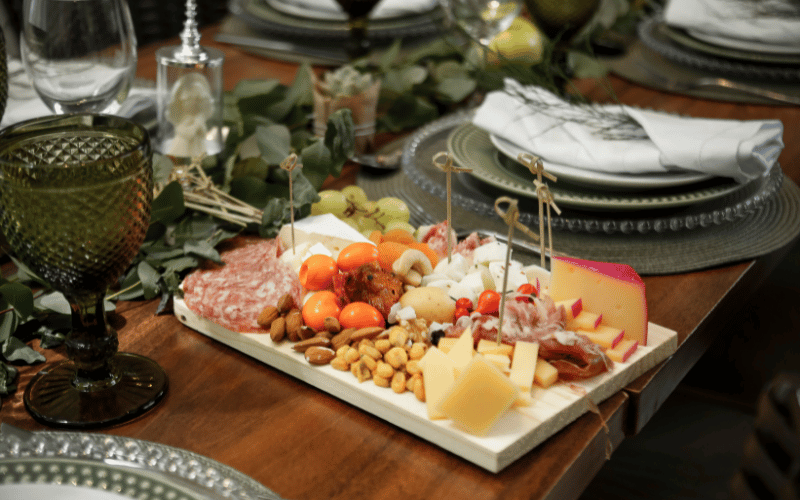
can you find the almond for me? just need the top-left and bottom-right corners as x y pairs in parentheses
(270, 316), (286, 342)
(331, 328), (356, 351)
(257, 306), (279, 329)
(285, 309), (303, 341)
(349, 326), (385, 343)
(293, 336), (331, 353)
(277, 294), (295, 314)
(305, 346), (336, 365)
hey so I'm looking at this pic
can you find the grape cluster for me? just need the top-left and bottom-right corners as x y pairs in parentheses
(310, 186), (413, 238)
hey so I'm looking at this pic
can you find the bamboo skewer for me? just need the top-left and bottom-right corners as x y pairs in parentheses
(280, 153), (301, 252)
(432, 151), (472, 263)
(518, 153), (558, 268)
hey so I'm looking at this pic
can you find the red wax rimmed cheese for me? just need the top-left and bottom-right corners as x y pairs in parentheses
(548, 257), (648, 346)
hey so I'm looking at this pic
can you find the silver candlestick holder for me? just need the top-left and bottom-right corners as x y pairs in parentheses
(155, 0), (224, 162)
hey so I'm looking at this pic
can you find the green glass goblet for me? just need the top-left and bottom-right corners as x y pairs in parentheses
(0, 114), (167, 428)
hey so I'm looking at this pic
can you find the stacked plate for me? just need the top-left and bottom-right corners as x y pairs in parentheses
(638, 12), (800, 81)
(400, 112), (783, 235)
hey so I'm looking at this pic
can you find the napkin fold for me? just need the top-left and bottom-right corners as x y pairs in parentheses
(265, 0), (437, 21)
(664, 0), (800, 48)
(472, 79), (784, 183)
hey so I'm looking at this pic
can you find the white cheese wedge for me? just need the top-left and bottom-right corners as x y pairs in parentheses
(433, 253), (470, 281)
(278, 213), (371, 259)
(447, 281), (477, 304)
(488, 261), (528, 292)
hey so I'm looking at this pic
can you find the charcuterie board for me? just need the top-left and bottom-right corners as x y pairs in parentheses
(174, 297), (677, 472)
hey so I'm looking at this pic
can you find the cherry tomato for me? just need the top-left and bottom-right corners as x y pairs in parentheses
(299, 254), (338, 291)
(515, 283), (536, 303)
(475, 289), (501, 315)
(454, 306), (471, 320)
(455, 297), (474, 310)
(338, 301), (385, 329)
(302, 291), (341, 331)
(337, 242), (379, 272)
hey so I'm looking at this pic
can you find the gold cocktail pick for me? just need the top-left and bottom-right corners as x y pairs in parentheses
(533, 180), (561, 269)
(432, 151), (472, 263)
(493, 196), (539, 346)
(518, 153), (558, 268)
(280, 153), (301, 252)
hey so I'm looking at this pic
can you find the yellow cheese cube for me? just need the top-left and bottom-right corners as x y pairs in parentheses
(577, 325), (624, 349)
(606, 339), (639, 363)
(534, 359), (559, 388)
(437, 354), (519, 435)
(555, 298), (582, 322)
(508, 341), (539, 391)
(567, 310), (602, 331)
(513, 391), (533, 407)
(420, 347), (456, 420)
(476, 339), (514, 356)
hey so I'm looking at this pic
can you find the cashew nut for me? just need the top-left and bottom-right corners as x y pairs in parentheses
(392, 249), (433, 286)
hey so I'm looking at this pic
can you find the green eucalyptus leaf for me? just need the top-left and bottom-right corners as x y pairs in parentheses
(0, 362), (18, 395)
(151, 181), (186, 224)
(34, 291), (71, 316)
(0, 282), (34, 319)
(435, 76), (477, 104)
(324, 108), (355, 164)
(378, 39), (403, 73)
(163, 256), (199, 275)
(0, 310), (18, 343)
(270, 63), (314, 118)
(259, 197), (291, 238)
(137, 261), (161, 300)
(229, 176), (272, 208)
(116, 270), (144, 301)
(231, 157), (271, 180)
(152, 154), (175, 184)
(255, 124), (292, 165)
(3, 336), (45, 364)
(299, 139), (334, 190)
(183, 240), (221, 264)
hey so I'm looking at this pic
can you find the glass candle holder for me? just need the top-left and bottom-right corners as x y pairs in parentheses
(155, 0), (224, 162)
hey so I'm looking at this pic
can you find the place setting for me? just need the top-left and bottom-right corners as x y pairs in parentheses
(361, 75), (799, 274)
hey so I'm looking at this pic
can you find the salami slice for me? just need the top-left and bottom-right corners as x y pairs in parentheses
(182, 239), (303, 333)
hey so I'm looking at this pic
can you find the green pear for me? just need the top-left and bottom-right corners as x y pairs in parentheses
(487, 16), (546, 65)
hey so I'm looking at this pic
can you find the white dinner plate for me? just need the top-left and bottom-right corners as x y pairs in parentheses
(686, 29), (800, 55)
(489, 134), (712, 191)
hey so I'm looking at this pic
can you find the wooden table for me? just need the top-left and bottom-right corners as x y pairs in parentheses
(2, 25), (799, 500)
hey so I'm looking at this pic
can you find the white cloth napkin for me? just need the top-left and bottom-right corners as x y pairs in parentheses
(265, 0), (437, 21)
(472, 79), (784, 183)
(664, 0), (800, 48)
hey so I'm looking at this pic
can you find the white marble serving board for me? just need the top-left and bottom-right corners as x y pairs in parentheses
(174, 297), (677, 472)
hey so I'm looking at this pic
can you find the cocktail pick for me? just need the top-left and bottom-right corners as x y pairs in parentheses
(518, 153), (558, 268)
(493, 196), (539, 345)
(432, 151), (472, 262)
(533, 180), (561, 269)
(281, 153), (301, 252)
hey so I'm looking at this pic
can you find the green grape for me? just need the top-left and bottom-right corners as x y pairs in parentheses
(342, 185), (369, 208)
(312, 190), (348, 217)
(383, 220), (416, 234)
(342, 217), (360, 231)
(376, 197), (410, 226)
(358, 216), (381, 233)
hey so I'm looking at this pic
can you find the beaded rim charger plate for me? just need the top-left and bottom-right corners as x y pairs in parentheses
(0, 431), (282, 500)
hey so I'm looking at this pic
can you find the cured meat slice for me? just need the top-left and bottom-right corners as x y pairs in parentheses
(420, 222), (495, 262)
(182, 239), (302, 333)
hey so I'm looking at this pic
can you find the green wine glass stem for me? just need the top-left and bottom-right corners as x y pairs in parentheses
(65, 292), (119, 390)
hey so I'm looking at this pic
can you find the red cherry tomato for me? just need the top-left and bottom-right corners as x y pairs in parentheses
(454, 306), (471, 320)
(299, 254), (338, 291)
(337, 242), (379, 272)
(455, 297), (474, 310)
(338, 301), (385, 329)
(515, 283), (536, 303)
(475, 290), (501, 315)
(302, 291), (341, 331)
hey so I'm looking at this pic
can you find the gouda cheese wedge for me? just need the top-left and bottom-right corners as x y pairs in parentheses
(549, 257), (648, 346)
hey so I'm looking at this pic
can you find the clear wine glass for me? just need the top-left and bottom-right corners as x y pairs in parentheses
(20, 0), (137, 114)
(443, 0), (522, 46)
(0, 114), (167, 428)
